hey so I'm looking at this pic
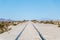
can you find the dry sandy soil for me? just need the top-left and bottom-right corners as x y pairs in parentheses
(0, 21), (60, 40)
(34, 23), (60, 40)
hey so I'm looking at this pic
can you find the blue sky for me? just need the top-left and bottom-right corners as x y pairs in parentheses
(0, 0), (60, 20)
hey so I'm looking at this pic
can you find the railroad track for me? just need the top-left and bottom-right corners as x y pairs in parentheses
(15, 22), (46, 40)
(15, 24), (28, 40)
(32, 23), (46, 40)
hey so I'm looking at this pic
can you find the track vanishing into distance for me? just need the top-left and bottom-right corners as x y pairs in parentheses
(0, 21), (60, 40)
(15, 21), (46, 40)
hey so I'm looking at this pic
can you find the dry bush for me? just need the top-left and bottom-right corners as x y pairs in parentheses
(31, 20), (38, 23)
(0, 21), (24, 34)
(50, 21), (53, 24)
(0, 21), (12, 34)
(41, 20), (54, 24)
(40, 21), (44, 23)
(11, 21), (20, 26)
(58, 24), (60, 27)
(44, 21), (49, 24)
(12, 23), (17, 26)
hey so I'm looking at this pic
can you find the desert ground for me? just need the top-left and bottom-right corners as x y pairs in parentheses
(0, 21), (60, 40)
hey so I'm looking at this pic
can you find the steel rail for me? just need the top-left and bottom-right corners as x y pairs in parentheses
(32, 24), (46, 40)
(15, 24), (27, 40)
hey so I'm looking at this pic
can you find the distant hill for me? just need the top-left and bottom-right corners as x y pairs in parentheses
(40, 18), (52, 20)
(0, 18), (13, 22)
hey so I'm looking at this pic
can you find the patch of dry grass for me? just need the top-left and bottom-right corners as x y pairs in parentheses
(0, 21), (19, 34)
(31, 20), (60, 28)
(0, 22), (10, 34)
(0, 20), (29, 34)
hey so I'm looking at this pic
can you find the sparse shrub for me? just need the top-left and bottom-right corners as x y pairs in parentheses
(0, 29), (4, 34)
(40, 21), (44, 23)
(31, 20), (38, 23)
(44, 21), (49, 24)
(49, 21), (54, 24)
(58, 24), (60, 27)
(13, 23), (17, 26)
(0, 24), (4, 28)
(0, 21), (11, 34)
